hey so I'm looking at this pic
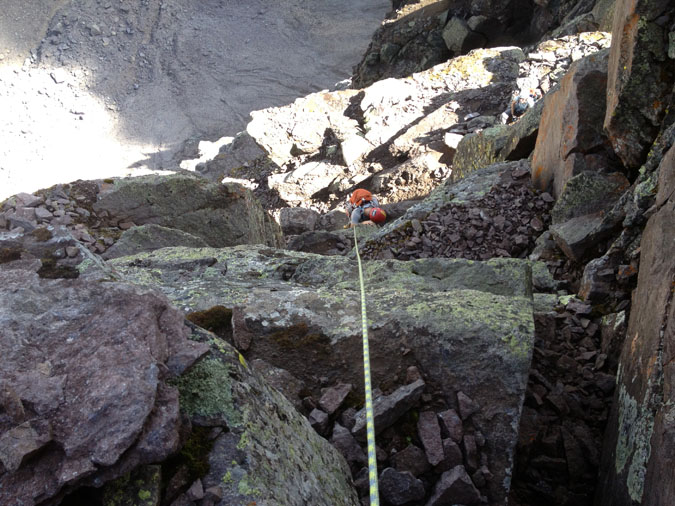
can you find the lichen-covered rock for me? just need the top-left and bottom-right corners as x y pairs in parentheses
(93, 173), (283, 248)
(102, 224), (208, 260)
(109, 243), (536, 504)
(175, 325), (360, 506)
(604, 0), (675, 169)
(596, 135), (675, 506)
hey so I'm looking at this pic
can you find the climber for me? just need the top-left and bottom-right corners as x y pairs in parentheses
(344, 188), (387, 228)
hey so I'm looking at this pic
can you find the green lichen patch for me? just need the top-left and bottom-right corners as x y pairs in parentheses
(101, 465), (161, 506)
(172, 357), (241, 426)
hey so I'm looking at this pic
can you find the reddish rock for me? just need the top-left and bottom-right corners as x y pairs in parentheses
(532, 49), (610, 196)
(391, 444), (430, 477)
(596, 141), (675, 505)
(427, 465), (482, 506)
(417, 411), (444, 466)
(319, 383), (353, 416)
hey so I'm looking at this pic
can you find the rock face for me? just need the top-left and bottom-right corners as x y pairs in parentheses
(109, 244), (536, 504)
(604, 0), (675, 169)
(0, 227), (209, 505)
(531, 49), (614, 196)
(596, 138), (675, 505)
(93, 173), (283, 248)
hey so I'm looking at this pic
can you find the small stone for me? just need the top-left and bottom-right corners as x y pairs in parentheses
(308, 408), (330, 436)
(319, 383), (352, 416)
(391, 444), (430, 477)
(65, 246), (80, 258)
(417, 411), (444, 466)
(118, 221), (135, 230)
(406, 366), (422, 383)
(186, 479), (204, 501)
(438, 409), (463, 443)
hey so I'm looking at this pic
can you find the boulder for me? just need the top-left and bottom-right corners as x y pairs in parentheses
(93, 173), (283, 248)
(549, 172), (630, 261)
(426, 465), (481, 506)
(268, 162), (346, 204)
(551, 172), (630, 225)
(604, 0), (675, 168)
(109, 243), (536, 504)
(279, 207), (321, 236)
(379, 467), (426, 506)
(319, 383), (353, 416)
(102, 224), (208, 260)
(391, 444), (431, 477)
(0, 227), (208, 505)
(195, 132), (269, 183)
(352, 380), (426, 442)
(285, 230), (353, 256)
(596, 139), (675, 506)
(531, 49), (612, 196)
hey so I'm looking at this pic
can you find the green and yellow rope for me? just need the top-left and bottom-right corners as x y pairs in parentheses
(353, 226), (379, 505)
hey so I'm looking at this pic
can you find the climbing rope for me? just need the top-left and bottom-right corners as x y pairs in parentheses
(353, 226), (379, 506)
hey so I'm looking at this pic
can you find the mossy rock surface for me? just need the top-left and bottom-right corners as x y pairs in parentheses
(110, 241), (536, 504)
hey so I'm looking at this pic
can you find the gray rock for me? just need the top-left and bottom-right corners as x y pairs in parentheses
(109, 245), (536, 504)
(391, 444), (430, 477)
(308, 408), (331, 436)
(352, 379), (425, 442)
(426, 465), (482, 506)
(379, 467), (426, 505)
(93, 173), (282, 248)
(439, 409), (463, 443)
(438, 438), (464, 472)
(102, 224), (209, 260)
(280, 207), (321, 236)
(319, 383), (353, 416)
(417, 411), (444, 466)
(330, 423), (367, 471)
(551, 172), (630, 225)
(550, 212), (607, 261)
(250, 359), (305, 412)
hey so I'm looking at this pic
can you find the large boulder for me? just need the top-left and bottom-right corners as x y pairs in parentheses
(604, 0), (675, 169)
(0, 225), (359, 506)
(0, 227), (209, 505)
(109, 243), (536, 504)
(93, 173), (283, 248)
(531, 49), (614, 196)
(596, 137), (675, 506)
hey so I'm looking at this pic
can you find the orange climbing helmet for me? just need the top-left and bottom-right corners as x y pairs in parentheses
(368, 207), (387, 224)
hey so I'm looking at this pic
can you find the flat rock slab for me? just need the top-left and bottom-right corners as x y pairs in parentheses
(110, 244), (536, 503)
